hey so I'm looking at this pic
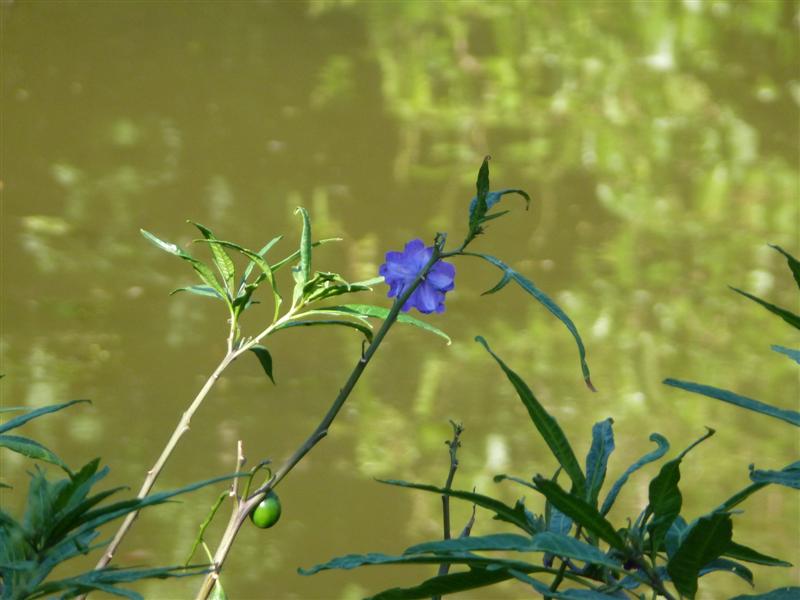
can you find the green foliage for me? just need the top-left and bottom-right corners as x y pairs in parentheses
(0, 401), (240, 599)
(303, 250), (798, 600)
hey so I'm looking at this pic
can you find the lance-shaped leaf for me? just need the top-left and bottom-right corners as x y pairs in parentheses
(645, 428), (714, 550)
(292, 207), (312, 306)
(477, 337), (586, 496)
(532, 477), (626, 552)
(317, 304), (451, 344)
(584, 419), (614, 507)
(749, 461), (800, 489)
(770, 244), (800, 289)
(0, 399), (89, 435)
(666, 512), (733, 599)
(369, 568), (522, 600)
(170, 285), (223, 299)
(141, 229), (228, 302)
(270, 237), (341, 272)
(730, 286), (800, 330)
(189, 221), (235, 295)
(724, 541), (792, 567)
(469, 189), (531, 222)
(275, 319), (373, 343)
(0, 435), (68, 472)
(238, 236), (282, 293)
(249, 345), (275, 385)
(465, 253), (593, 389)
(698, 558), (753, 587)
(377, 479), (534, 533)
(771, 345), (800, 364)
(508, 568), (620, 599)
(664, 379), (800, 427)
(404, 532), (621, 569)
(601, 433), (669, 516)
(468, 156), (491, 232)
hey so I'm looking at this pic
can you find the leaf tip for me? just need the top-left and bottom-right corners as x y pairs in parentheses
(585, 377), (597, 392)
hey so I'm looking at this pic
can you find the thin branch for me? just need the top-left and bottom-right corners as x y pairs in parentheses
(194, 235), (448, 600)
(433, 419), (465, 600)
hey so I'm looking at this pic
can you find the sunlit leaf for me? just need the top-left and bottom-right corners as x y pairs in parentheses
(317, 304), (451, 344)
(477, 336), (586, 496)
(249, 345), (275, 385)
(666, 512), (733, 599)
(466, 253), (594, 389)
(664, 379), (800, 427)
(292, 207), (312, 306)
(531, 477), (625, 552)
(189, 221), (235, 295)
(169, 285), (223, 299)
(600, 433), (669, 516)
(270, 237), (341, 272)
(275, 319), (373, 342)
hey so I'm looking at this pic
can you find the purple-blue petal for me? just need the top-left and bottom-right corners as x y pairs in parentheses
(379, 238), (456, 314)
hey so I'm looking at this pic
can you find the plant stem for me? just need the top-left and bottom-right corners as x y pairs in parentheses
(433, 420), (464, 599)
(93, 351), (235, 570)
(194, 237), (447, 600)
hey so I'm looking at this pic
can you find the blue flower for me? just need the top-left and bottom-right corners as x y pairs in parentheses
(379, 239), (455, 314)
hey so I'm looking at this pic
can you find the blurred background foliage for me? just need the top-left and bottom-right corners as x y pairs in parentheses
(1, 1), (797, 598)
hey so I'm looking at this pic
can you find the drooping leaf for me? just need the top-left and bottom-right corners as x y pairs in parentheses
(377, 479), (534, 533)
(477, 337), (586, 497)
(585, 418), (615, 506)
(317, 304), (451, 344)
(600, 433), (669, 516)
(468, 189), (531, 226)
(770, 345), (800, 364)
(507, 569), (621, 599)
(698, 558), (753, 587)
(724, 541), (792, 567)
(749, 461), (800, 489)
(769, 244), (800, 289)
(275, 319), (373, 342)
(249, 345), (275, 385)
(664, 378), (800, 427)
(466, 253), (593, 389)
(532, 477), (626, 552)
(0, 399), (89, 435)
(645, 429), (715, 551)
(169, 285), (223, 299)
(369, 568), (522, 600)
(189, 221), (236, 295)
(666, 512), (733, 599)
(730, 588), (800, 600)
(730, 286), (800, 330)
(0, 435), (69, 472)
(405, 532), (621, 569)
(140, 229), (228, 301)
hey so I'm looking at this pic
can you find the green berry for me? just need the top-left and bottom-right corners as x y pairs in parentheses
(249, 491), (282, 529)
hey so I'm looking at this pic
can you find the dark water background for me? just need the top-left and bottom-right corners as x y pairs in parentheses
(2, 2), (798, 598)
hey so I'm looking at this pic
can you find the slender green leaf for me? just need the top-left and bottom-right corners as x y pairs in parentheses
(601, 433), (669, 516)
(270, 237), (341, 272)
(730, 588), (800, 600)
(466, 254), (593, 389)
(749, 462), (800, 489)
(664, 378), (800, 427)
(239, 236), (282, 292)
(667, 512), (733, 599)
(405, 532), (621, 569)
(169, 285), (223, 299)
(585, 418), (614, 506)
(189, 221), (235, 294)
(469, 156), (491, 231)
(209, 579), (228, 600)
(318, 304), (451, 344)
(0, 399), (89, 435)
(275, 319), (373, 342)
(140, 229), (228, 301)
(769, 244), (800, 289)
(724, 541), (792, 567)
(0, 434), (68, 471)
(292, 207), (312, 306)
(731, 286), (800, 330)
(532, 477), (626, 552)
(507, 569), (619, 599)
(377, 479), (534, 533)
(646, 428), (715, 550)
(771, 345), (800, 364)
(477, 336), (586, 496)
(370, 568), (520, 600)
(249, 345), (275, 385)
(469, 189), (531, 224)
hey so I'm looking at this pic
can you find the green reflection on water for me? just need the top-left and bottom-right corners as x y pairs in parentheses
(2, 1), (797, 598)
